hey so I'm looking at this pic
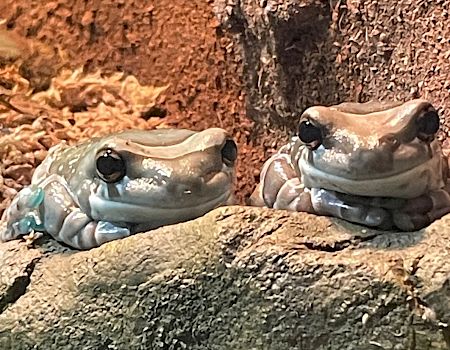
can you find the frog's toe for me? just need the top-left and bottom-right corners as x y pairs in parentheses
(392, 212), (428, 231)
(395, 207), (450, 231)
(17, 216), (35, 234)
(400, 195), (433, 214)
(93, 221), (131, 246)
(311, 188), (392, 228)
(362, 207), (392, 227)
(0, 221), (14, 242)
(248, 184), (265, 206)
(273, 178), (313, 211)
(393, 190), (450, 230)
(339, 205), (391, 228)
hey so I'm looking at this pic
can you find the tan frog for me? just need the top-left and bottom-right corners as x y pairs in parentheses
(250, 99), (450, 231)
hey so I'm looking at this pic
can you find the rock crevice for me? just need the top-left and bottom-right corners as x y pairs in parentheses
(0, 257), (38, 314)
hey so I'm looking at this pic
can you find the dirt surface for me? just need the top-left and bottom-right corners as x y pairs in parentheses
(0, 65), (172, 216)
(0, 0), (262, 215)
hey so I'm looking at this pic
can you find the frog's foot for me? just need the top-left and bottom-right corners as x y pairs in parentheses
(1, 210), (44, 242)
(54, 210), (131, 250)
(0, 221), (11, 242)
(268, 178), (315, 212)
(1, 186), (45, 242)
(392, 189), (450, 231)
(249, 149), (300, 208)
(310, 188), (394, 229)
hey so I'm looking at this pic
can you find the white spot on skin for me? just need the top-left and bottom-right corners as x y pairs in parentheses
(142, 158), (172, 178)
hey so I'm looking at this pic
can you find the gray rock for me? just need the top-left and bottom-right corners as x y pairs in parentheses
(0, 206), (449, 349)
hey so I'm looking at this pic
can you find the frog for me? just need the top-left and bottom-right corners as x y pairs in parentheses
(0, 128), (237, 250)
(250, 99), (450, 231)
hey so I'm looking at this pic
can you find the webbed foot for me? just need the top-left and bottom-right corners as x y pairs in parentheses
(310, 188), (394, 229)
(1, 186), (45, 242)
(392, 189), (450, 230)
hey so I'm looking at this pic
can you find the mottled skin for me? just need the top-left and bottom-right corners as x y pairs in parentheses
(250, 99), (450, 231)
(1, 128), (237, 250)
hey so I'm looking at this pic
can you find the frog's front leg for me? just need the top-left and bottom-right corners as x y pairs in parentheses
(393, 153), (450, 230)
(392, 188), (450, 231)
(0, 185), (45, 242)
(40, 181), (131, 249)
(249, 147), (315, 213)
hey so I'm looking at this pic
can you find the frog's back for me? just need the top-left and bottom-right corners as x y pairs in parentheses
(32, 139), (97, 184)
(112, 129), (197, 147)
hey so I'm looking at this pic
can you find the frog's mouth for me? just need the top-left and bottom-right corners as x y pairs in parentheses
(89, 189), (231, 228)
(299, 153), (445, 199)
(88, 170), (233, 225)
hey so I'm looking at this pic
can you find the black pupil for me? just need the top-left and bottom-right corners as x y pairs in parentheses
(221, 139), (238, 163)
(96, 150), (124, 178)
(298, 120), (321, 144)
(418, 111), (440, 135)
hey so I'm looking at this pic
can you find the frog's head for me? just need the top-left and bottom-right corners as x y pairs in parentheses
(294, 99), (445, 198)
(78, 128), (237, 229)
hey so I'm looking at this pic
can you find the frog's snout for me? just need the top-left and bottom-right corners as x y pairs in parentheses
(221, 139), (238, 166)
(351, 148), (393, 173)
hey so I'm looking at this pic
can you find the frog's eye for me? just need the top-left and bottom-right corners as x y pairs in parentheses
(417, 110), (440, 140)
(95, 148), (126, 183)
(298, 120), (322, 149)
(221, 139), (238, 166)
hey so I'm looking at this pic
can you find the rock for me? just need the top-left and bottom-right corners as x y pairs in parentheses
(0, 206), (449, 349)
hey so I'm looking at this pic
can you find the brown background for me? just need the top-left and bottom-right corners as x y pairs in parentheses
(1, 0), (450, 203)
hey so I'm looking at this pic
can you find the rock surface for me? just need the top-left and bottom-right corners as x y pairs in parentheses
(1, 206), (449, 349)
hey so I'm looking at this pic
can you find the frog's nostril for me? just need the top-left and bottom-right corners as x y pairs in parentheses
(379, 133), (400, 150)
(221, 139), (238, 165)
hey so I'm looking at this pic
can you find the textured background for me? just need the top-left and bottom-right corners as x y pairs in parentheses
(214, 0), (450, 134)
(1, 0), (450, 200)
